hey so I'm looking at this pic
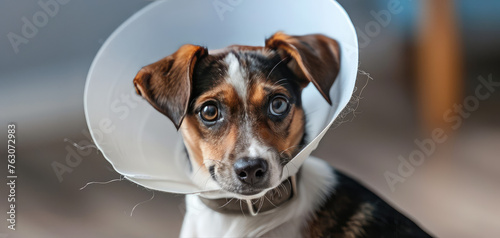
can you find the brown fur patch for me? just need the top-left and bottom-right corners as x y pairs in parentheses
(195, 83), (241, 110)
(248, 81), (305, 159)
(179, 115), (204, 167)
(181, 82), (243, 168)
(342, 203), (375, 238)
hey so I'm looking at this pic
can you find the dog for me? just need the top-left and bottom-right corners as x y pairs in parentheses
(133, 32), (432, 237)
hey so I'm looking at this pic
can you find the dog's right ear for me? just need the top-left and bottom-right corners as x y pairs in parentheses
(265, 32), (341, 105)
(133, 44), (208, 129)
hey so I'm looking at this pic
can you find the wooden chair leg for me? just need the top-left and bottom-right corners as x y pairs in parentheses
(416, 0), (463, 134)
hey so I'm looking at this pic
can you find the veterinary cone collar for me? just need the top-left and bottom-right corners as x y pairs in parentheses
(84, 0), (359, 196)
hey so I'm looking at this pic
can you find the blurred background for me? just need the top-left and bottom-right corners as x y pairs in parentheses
(1, 0), (499, 237)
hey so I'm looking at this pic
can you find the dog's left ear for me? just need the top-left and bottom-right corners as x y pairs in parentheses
(265, 32), (340, 104)
(133, 44), (208, 129)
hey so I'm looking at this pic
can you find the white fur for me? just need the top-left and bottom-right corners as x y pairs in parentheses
(247, 138), (261, 158)
(180, 156), (337, 237)
(223, 55), (284, 189)
(224, 53), (247, 102)
(245, 138), (282, 188)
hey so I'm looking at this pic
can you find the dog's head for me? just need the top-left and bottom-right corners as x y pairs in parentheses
(134, 32), (340, 196)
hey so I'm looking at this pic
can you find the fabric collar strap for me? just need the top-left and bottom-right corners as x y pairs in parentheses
(199, 176), (297, 216)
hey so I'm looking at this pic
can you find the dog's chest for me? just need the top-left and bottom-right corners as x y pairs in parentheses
(181, 196), (306, 237)
(179, 157), (337, 237)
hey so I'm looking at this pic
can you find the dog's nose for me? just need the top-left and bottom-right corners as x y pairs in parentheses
(233, 158), (268, 185)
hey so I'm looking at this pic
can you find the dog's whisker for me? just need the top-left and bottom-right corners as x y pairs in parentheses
(279, 183), (286, 192)
(275, 185), (283, 197)
(282, 182), (290, 194)
(239, 200), (246, 218)
(200, 170), (214, 190)
(192, 164), (204, 177)
(256, 197), (264, 214)
(218, 198), (235, 209)
(282, 179), (292, 195)
(272, 78), (288, 87)
(130, 191), (155, 217)
(264, 194), (278, 208)
(269, 190), (275, 201)
(203, 177), (211, 189)
(280, 185), (286, 197)
(266, 147), (279, 154)
(205, 159), (223, 165)
(282, 189), (288, 197)
(266, 57), (288, 81)
(64, 138), (100, 154)
(279, 144), (301, 157)
(79, 176), (124, 190)
(280, 144), (301, 152)
(191, 162), (207, 180)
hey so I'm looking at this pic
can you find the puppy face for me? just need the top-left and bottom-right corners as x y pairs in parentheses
(181, 51), (306, 195)
(134, 32), (340, 196)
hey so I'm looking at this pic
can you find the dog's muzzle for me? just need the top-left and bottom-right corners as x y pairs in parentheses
(199, 176), (297, 216)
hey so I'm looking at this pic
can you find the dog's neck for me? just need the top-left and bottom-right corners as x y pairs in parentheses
(199, 175), (298, 216)
(180, 157), (337, 237)
(196, 129), (307, 215)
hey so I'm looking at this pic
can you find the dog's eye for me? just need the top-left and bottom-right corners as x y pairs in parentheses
(269, 95), (289, 116)
(200, 104), (219, 122)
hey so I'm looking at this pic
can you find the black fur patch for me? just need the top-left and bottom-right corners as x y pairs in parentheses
(305, 169), (432, 237)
